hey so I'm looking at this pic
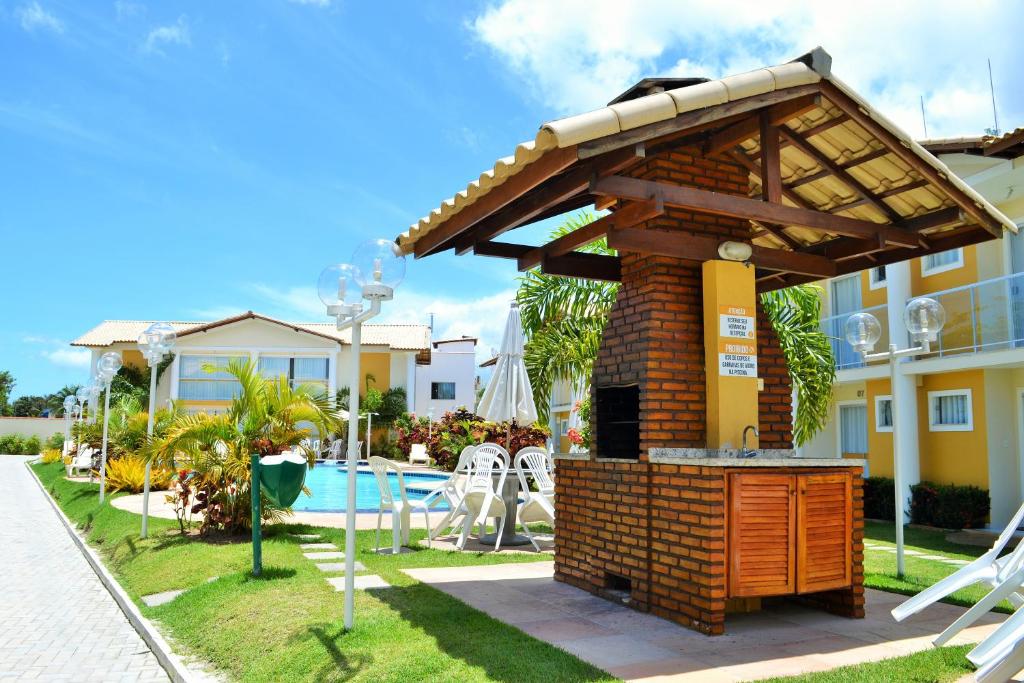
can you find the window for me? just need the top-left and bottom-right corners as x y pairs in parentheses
(431, 382), (456, 400)
(922, 248), (964, 276)
(178, 355), (246, 401)
(839, 403), (868, 455)
(558, 418), (569, 436)
(258, 356), (329, 395)
(869, 266), (887, 290)
(874, 395), (893, 432)
(831, 275), (862, 316)
(928, 389), (973, 431)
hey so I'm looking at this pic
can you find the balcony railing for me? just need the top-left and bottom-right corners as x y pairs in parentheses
(820, 304), (890, 370)
(916, 272), (1024, 358)
(820, 272), (1024, 370)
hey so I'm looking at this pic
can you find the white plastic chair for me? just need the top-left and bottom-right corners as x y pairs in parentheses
(368, 456), (437, 553)
(976, 639), (1024, 683)
(892, 501), (1024, 622)
(325, 440), (344, 461)
(428, 445), (477, 538)
(456, 444), (509, 551)
(408, 443), (429, 466)
(515, 447), (555, 551)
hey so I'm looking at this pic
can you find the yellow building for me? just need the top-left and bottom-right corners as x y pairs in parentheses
(803, 130), (1024, 527)
(71, 311), (432, 415)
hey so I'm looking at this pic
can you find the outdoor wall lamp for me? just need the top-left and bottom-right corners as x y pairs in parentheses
(96, 351), (123, 503)
(137, 322), (177, 538)
(317, 238), (406, 630)
(717, 240), (753, 262)
(845, 296), (946, 576)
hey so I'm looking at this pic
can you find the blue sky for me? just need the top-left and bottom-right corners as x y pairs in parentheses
(2, 0), (1023, 399)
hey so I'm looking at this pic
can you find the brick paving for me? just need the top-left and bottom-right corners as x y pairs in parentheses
(1, 457), (168, 682)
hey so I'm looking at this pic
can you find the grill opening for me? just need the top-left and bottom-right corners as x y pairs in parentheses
(595, 384), (639, 460)
(603, 571), (632, 603)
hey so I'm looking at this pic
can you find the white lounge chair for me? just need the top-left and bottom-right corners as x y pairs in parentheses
(976, 639), (1024, 683)
(69, 447), (95, 478)
(409, 443), (429, 466)
(515, 447), (555, 551)
(456, 444), (509, 551)
(892, 501), (1024, 622)
(932, 539), (1024, 647)
(368, 456), (438, 552)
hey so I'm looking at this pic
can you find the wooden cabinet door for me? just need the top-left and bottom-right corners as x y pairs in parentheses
(796, 472), (853, 593)
(728, 473), (796, 598)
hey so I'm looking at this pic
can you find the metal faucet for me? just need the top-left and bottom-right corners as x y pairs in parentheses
(740, 425), (759, 458)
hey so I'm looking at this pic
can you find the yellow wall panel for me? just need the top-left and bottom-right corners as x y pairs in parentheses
(911, 245), (978, 297)
(865, 378), (893, 478)
(359, 352), (391, 396)
(916, 369), (988, 489)
(860, 270), (888, 309)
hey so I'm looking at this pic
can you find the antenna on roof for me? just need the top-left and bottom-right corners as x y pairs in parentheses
(987, 57), (1000, 137)
(427, 312), (434, 334)
(919, 95), (928, 139)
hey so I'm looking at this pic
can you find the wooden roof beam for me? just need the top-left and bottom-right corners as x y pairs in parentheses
(608, 227), (836, 278)
(705, 94), (821, 157)
(778, 126), (902, 222)
(593, 175), (921, 248)
(541, 252), (621, 282)
(516, 198), (663, 271)
(472, 242), (531, 259)
(819, 81), (1004, 238)
(787, 147), (890, 189)
(452, 144), (646, 255)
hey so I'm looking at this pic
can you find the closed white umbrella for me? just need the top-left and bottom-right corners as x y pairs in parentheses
(477, 301), (538, 427)
(475, 301), (537, 548)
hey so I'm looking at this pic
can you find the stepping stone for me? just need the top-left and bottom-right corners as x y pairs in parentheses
(300, 543), (338, 550)
(141, 589), (185, 607)
(289, 533), (321, 540)
(316, 562), (364, 572)
(916, 554), (951, 561)
(304, 551), (345, 560)
(903, 549), (924, 556)
(326, 575), (390, 592)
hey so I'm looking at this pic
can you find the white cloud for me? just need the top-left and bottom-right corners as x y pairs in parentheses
(248, 284), (325, 319)
(43, 348), (92, 369)
(287, 0), (331, 6)
(114, 1), (143, 21)
(143, 15), (190, 55)
(16, 1), (64, 34)
(470, 0), (1018, 137)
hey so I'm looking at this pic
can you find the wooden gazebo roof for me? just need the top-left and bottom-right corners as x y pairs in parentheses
(396, 48), (1016, 291)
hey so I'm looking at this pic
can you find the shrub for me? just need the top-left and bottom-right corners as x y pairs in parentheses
(23, 435), (41, 455)
(0, 434), (24, 454)
(396, 408), (550, 471)
(105, 455), (175, 494)
(45, 432), (65, 451)
(864, 477), (896, 521)
(911, 481), (990, 530)
(40, 448), (63, 464)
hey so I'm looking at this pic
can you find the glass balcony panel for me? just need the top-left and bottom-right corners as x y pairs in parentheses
(913, 272), (1024, 358)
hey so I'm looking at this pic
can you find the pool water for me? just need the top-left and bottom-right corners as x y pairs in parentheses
(291, 465), (450, 513)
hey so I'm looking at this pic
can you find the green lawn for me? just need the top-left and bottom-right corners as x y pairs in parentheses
(33, 462), (615, 683)
(35, 462), (1008, 683)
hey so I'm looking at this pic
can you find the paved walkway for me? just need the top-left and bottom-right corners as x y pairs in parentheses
(1, 457), (168, 682)
(405, 560), (1004, 682)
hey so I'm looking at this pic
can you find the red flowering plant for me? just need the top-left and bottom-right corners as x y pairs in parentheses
(396, 407), (549, 471)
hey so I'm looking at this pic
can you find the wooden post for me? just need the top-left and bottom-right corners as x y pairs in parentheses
(251, 453), (262, 576)
(702, 260), (759, 450)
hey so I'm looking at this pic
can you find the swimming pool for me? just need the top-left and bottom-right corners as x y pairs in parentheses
(291, 464), (450, 513)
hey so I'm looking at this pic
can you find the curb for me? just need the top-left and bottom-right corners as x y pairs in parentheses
(24, 459), (202, 683)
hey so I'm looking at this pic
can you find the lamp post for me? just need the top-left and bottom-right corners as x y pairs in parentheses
(319, 238), (405, 631)
(62, 395), (77, 453)
(846, 296), (946, 577)
(96, 352), (123, 503)
(137, 322), (177, 538)
(364, 412), (378, 459)
(74, 386), (90, 453)
(86, 380), (102, 425)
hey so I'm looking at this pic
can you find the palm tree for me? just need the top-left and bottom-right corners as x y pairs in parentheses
(147, 359), (341, 533)
(518, 212), (836, 446)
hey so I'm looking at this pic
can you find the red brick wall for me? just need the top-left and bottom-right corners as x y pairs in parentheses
(757, 302), (794, 450)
